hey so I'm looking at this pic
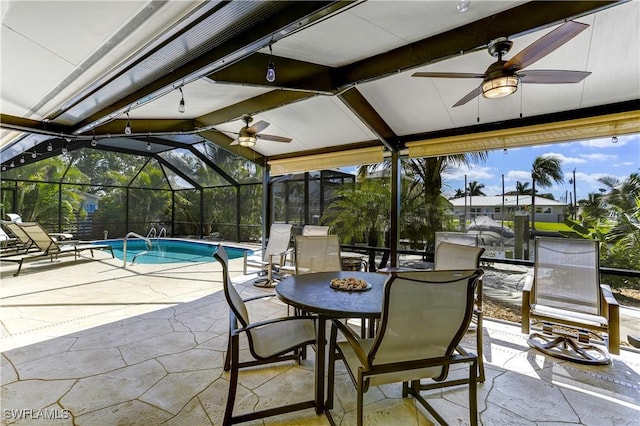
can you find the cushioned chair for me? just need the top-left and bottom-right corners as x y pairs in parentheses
(522, 237), (620, 365)
(326, 269), (483, 426)
(243, 223), (293, 287)
(214, 246), (316, 425)
(434, 240), (486, 382)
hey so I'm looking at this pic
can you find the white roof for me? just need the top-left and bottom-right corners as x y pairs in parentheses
(449, 195), (566, 207)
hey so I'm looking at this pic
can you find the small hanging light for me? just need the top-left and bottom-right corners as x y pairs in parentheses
(147, 141), (152, 151)
(611, 136), (618, 144)
(61, 142), (68, 154)
(19, 155), (25, 164)
(91, 133), (98, 147)
(31, 151), (37, 159)
(47, 142), (53, 152)
(265, 43), (276, 83)
(178, 87), (185, 113)
(124, 112), (132, 135)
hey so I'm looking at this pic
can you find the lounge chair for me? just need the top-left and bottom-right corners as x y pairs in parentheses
(522, 237), (620, 365)
(1, 222), (114, 276)
(1, 220), (35, 253)
(243, 223), (293, 287)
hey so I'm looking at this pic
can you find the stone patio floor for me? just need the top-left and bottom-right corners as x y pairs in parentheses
(1, 250), (639, 425)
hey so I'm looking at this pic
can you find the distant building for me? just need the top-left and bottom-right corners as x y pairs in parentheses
(448, 195), (567, 223)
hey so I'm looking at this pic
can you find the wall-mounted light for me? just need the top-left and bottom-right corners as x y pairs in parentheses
(178, 87), (185, 113)
(124, 112), (132, 135)
(265, 43), (276, 83)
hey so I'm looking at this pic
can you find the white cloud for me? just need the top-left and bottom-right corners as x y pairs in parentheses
(579, 135), (635, 148)
(505, 170), (531, 181)
(442, 165), (493, 181)
(579, 153), (617, 162)
(541, 152), (586, 164)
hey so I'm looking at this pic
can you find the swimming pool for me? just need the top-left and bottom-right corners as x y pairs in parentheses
(102, 238), (250, 264)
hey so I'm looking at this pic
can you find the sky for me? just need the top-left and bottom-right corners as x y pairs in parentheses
(441, 134), (640, 203)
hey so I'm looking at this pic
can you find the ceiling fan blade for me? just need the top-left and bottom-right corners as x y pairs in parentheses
(518, 69), (591, 84)
(247, 120), (270, 134)
(505, 21), (589, 70)
(453, 85), (482, 107)
(230, 139), (239, 146)
(412, 72), (484, 79)
(257, 134), (292, 143)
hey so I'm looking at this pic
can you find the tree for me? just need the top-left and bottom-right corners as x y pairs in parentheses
(467, 181), (486, 196)
(452, 188), (465, 199)
(530, 155), (564, 230)
(515, 181), (530, 194)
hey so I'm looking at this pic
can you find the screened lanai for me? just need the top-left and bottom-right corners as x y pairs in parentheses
(1, 0), (639, 263)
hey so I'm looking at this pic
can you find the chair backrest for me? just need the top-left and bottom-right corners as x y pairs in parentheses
(214, 245), (250, 328)
(3, 221), (32, 246)
(534, 237), (600, 316)
(302, 225), (330, 236)
(263, 223), (293, 263)
(17, 222), (59, 254)
(369, 269), (482, 375)
(434, 241), (484, 270)
(6, 213), (22, 223)
(435, 232), (477, 248)
(294, 235), (341, 274)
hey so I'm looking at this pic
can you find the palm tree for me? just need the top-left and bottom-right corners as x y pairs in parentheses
(515, 181), (530, 194)
(530, 155), (564, 230)
(467, 181), (486, 196)
(403, 153), (487, 248)
(452, 188), (465, 199)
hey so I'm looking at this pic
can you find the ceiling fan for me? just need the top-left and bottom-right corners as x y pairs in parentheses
(412, 21), (592, 107)
(229, 115), (292, 147)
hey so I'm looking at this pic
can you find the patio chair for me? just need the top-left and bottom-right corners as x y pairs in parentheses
(214, 245), (316, 425)
(294, 235), (341, 275)
(243, 223), (293, 287)
(3, 222), (114, 276)
(326, 269), (483, 426)
(522, 237), (620, 365)
(434, 240), (486, 381)
(302, 225), (330, 236)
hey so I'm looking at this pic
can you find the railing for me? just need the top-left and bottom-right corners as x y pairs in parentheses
(146, 227), (157, 238)
(123, 232), (152, 268)
(146, 226), (167, 239)
(157, 227), (166, 238)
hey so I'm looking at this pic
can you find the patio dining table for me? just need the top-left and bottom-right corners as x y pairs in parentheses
(275, 271), (388, 413)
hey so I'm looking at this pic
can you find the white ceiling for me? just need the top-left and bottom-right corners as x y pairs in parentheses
(1, 1), (638, 164)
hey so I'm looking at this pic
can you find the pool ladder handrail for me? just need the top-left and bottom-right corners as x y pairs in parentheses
(124, 232), (152, 267)
(146, 226), (167, 239)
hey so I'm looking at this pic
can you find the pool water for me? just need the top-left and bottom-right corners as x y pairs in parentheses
(103, 239), (249, 264)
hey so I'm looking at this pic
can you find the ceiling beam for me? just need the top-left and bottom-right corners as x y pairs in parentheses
(206, 53), (337, 94)
(338, 87), (398, 151)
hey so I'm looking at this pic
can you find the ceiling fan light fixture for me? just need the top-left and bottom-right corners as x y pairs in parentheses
(238, 135), (257, 147)
(482, 75), (519, 99)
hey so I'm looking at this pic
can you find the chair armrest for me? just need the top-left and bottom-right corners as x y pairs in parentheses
(331, 319), (370, 367)
(600, 284), (620, 354)
(236, 315), (315, 334)
(521, 274), (534, 334)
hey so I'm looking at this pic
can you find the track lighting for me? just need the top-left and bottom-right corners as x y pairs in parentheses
(611, 136), (618, 144)
(47, 142), (53, 152)
(124, 112), (132, 135)
(178, 87), (185, 113)
(266, 44), (276, 83)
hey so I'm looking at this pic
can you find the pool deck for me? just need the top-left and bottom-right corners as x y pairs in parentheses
(1, 251), (639, 425)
